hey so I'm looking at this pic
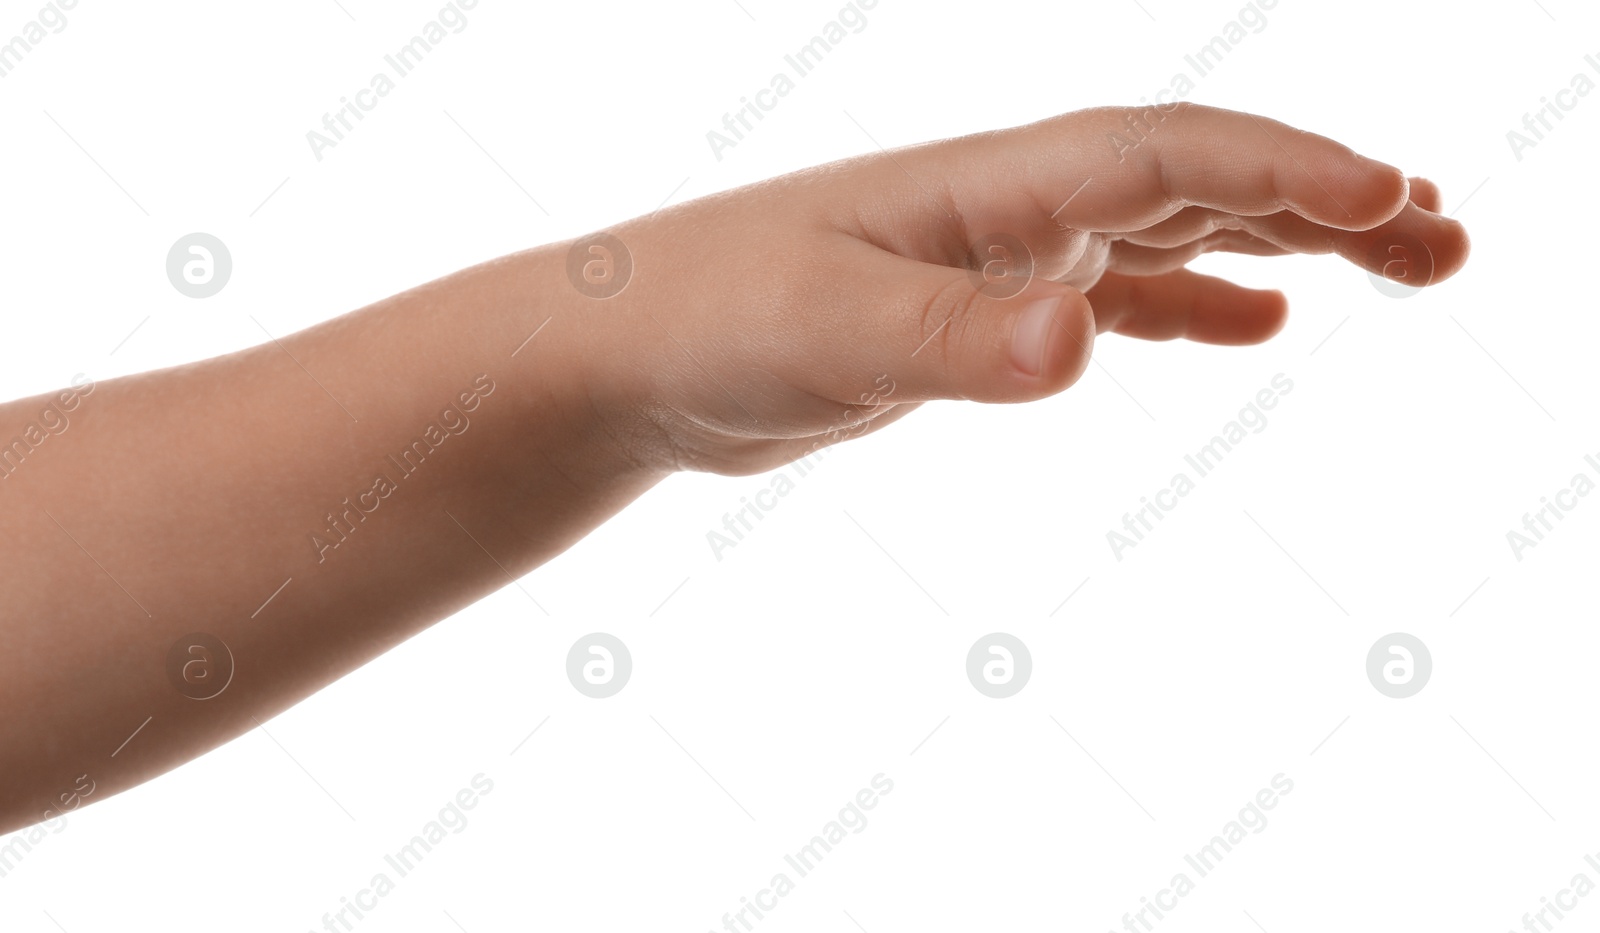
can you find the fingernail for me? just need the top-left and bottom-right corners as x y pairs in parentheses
(1010, 296), (1062, 377)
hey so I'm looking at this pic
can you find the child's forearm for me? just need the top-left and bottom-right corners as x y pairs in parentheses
(0, 242), (661, 835)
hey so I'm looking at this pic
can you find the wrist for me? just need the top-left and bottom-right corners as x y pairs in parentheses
(489, 242), (676, 494)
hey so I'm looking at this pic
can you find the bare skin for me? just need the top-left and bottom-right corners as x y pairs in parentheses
(0, 103), (1469, 835)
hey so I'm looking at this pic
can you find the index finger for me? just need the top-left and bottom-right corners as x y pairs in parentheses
(949, 102), (1412, 234)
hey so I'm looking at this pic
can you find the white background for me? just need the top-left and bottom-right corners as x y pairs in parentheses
(2, 0), (1595, 930)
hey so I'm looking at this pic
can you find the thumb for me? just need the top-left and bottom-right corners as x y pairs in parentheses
(842, 251), (1096, 404)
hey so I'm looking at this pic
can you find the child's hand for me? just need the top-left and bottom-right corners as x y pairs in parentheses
(561, 103), (1469, 476)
